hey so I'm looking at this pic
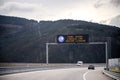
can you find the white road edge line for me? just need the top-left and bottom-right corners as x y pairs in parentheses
(83, 71), (89, 80)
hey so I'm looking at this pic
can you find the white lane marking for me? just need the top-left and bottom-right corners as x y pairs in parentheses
(83, 71), (89, 80)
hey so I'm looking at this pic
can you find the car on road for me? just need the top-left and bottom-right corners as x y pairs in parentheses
(76, 61), (83, 66)
(88, 65), (95, 70)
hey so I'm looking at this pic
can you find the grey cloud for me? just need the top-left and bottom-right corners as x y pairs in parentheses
(94, 0), (104, 8)
(0, 0), (12, 6)
(0, 0), (6, 6)
(0, 2), (34, 14)
(109, 15), (120, 27)
(110, 0), (120, 7)
(99, 20), (108, 24)
(94, 3), (103, 8)
(94, 0), (120, 8)
(93, 0), (109, 8)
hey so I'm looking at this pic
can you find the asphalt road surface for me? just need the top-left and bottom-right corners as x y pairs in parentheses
(0, 67), (114, 80)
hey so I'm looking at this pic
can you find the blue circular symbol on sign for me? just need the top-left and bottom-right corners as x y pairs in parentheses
(58, 36), (65, 43)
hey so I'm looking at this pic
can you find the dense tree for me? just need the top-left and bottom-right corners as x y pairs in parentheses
(0, 15), (120, 63)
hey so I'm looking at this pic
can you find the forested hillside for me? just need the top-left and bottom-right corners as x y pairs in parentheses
(0, 15), (120, 63)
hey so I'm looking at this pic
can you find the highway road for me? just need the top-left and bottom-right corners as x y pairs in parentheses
(0, 67), (114, 80)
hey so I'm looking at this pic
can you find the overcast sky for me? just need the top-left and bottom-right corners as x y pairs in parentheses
(0, 0), (120, 27)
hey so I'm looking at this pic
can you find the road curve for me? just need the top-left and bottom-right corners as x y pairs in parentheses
(0, 67), (114, 80)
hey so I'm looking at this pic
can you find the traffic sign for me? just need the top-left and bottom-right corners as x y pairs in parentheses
(57, 34), (89, 43)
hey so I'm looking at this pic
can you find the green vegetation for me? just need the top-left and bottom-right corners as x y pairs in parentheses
(0, 15), (120, 63)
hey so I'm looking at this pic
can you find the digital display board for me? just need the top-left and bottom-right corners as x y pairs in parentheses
(57, 34), (89, 43)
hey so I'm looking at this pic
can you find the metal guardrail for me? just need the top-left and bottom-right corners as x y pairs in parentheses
(103, 70), (120, 80)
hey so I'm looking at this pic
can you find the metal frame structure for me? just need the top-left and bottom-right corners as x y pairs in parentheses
(46, 43), (58, 64)
(46, 42), (108, 69)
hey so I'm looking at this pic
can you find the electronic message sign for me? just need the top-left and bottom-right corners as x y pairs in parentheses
(57, 34), (89, 43)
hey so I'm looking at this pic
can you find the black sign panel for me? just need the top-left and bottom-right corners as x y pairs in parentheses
(57, 34), (89, 43)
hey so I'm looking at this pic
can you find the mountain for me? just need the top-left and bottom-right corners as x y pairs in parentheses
(0, 15), (120, 63)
